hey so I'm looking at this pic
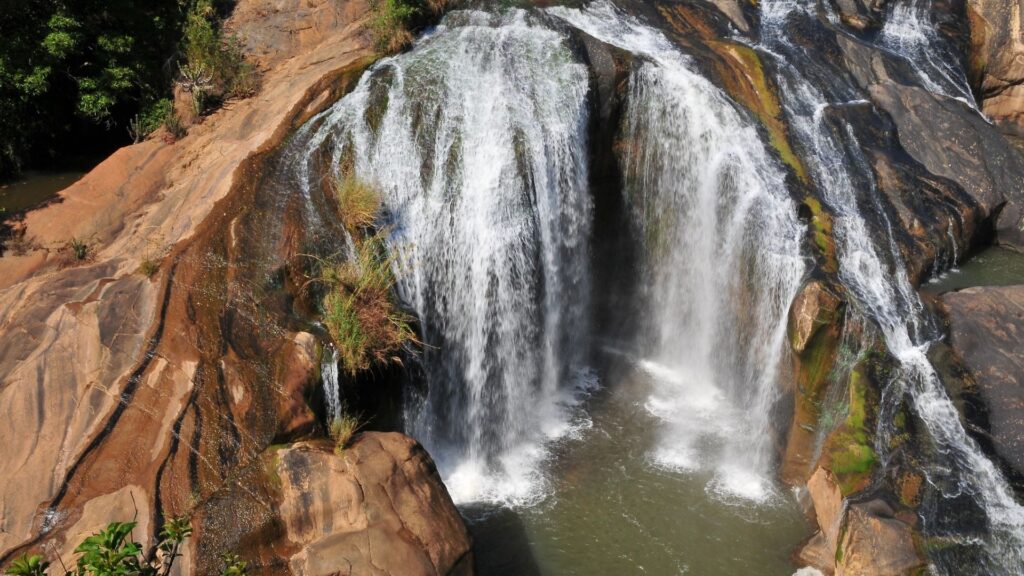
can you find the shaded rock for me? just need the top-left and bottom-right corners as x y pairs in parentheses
(938, 285), (1024, 488)
(275, 332), (320, 439)
(192, 433), (473, 576)
(829, 0), (890, 31)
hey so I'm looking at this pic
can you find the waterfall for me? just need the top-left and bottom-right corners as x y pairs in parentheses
(877, 0), (976, 104)
(760, 3), (1024, 573)
(550, 1), (806, 504)
(321, 347), (341, 422)
(297, 9), (593, 505)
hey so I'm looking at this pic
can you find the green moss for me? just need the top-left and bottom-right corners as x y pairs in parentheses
(803, 196), (839, 274)
(827, 367), (878, 494)
(713, 42), (808, 184)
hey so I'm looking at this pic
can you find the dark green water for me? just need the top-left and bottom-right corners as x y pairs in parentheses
(924, 246), (1024, 293)
(467, 365), (812, 576)
(0, 171), (84, 216)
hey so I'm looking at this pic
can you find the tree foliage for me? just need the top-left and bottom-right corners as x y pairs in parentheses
(0, 1), (187, 176)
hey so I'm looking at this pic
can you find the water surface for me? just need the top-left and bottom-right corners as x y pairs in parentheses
(468, 361), (812, 575)
(924, 246), (1024, 293)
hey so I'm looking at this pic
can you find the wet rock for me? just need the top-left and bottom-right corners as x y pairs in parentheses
(829, 0), (890, 32)
(938, 285), (1024, 489)
(808, 468), (845, 551)
(276, 332), (320, 439)
(789, 281), (842, 354)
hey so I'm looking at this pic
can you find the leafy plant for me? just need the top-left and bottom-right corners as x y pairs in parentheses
(68, 238), (89, 261)
(5, 516), (201, 576)
(220, 553), (247, 576)
(6, 555), (48, 576)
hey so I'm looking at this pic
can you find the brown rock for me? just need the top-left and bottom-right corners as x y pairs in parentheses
(808, 468), (845, 550)
(275, 332), (320, 439)
(0, 0), (376, 565)
(789, 281), (842, 354)
(967, 0), (1024, 137)
(939, 285), (1024, 487)
(277, 434), (473, 576)
(836, 500), (922, 576)
(192, 433), (473, 576)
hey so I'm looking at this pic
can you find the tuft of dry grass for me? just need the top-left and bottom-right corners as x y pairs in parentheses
(321, 235), (415, 376)
(335, 174), (381, 233)
(329, 412), (363, 454)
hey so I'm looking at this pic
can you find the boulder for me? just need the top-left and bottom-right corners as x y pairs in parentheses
(799, 469), (922, 576)
(191, 433), (474, 576)
(836, 500), (921, 576)
(938, 285), (1024, 488)
(966, 0), (1024, 137)
(789, 281), (842, 355)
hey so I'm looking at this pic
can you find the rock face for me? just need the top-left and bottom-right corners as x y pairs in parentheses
(192, 433), (473, 575)
(967, 0), (1024, 137)
(799, 468), (923, 576)
(939, 285), (1024, 488)
(0, 0), (459, 571)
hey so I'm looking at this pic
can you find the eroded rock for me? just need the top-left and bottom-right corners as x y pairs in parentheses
(939, 285), (1024, 488)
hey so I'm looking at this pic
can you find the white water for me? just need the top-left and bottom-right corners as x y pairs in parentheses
(878, 0), (976, 103)
(761, 3), (1024, 572)
(299, 9), (593, 505)
(551, 1), (806, 505)
(321, 347), (341, 422)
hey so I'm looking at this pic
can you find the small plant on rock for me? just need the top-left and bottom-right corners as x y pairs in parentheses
(329, 412), (364, 454)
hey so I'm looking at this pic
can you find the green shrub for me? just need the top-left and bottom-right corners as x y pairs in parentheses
(368, 0), (451, 54)
(178, 0), (259, 116)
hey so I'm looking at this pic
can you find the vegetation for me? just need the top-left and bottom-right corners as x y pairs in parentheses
(368, 0), (448, 54)
(3, 516), (229, 576)
(309, 176), (415, 376)
(334, 174), (380, 232)
(827, 367), (878, 494)
(67, 237), (89, 261)
(329, 412), (364, 454)
(319, 236), (415, 376)
(0, 0), (257, 179)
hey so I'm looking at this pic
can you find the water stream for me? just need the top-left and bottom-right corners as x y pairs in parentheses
(759, 1), (1024, 572)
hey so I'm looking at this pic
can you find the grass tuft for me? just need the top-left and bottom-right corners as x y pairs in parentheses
(329, 412), (363, 454)
(335, 174), (381, 232)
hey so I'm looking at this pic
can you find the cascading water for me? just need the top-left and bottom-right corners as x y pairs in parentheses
(297, 9), (593, 505)
(877, 0), (976, 103)
(760, 2), (1024, 573)
(321, 347), (342, 422)
(550, 1), (806, 504)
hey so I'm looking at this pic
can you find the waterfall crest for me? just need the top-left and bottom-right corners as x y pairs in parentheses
(551, 1), (806, 504)
(298, 9), (593, 505)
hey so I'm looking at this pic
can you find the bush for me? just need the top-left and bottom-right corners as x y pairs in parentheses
(368, 0), (451, 54)
(320, 236), (415, 375)
(329, 412), (364, 454)
(178, 0), (259, 116)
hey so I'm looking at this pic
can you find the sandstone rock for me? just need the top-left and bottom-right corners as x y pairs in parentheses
(800, 471), (922, 576)
(939, 285), (1024, 488)
(808, 468), (845, 550)
(967, 0), (1024, 137)
(191, 433), (473, 575)
(275, 332), (320, 439)
(836, 500), (922, 576)
(789, 281), (842, 354)
(0, 0), (376, 565)
(277, 434), (473, 576)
